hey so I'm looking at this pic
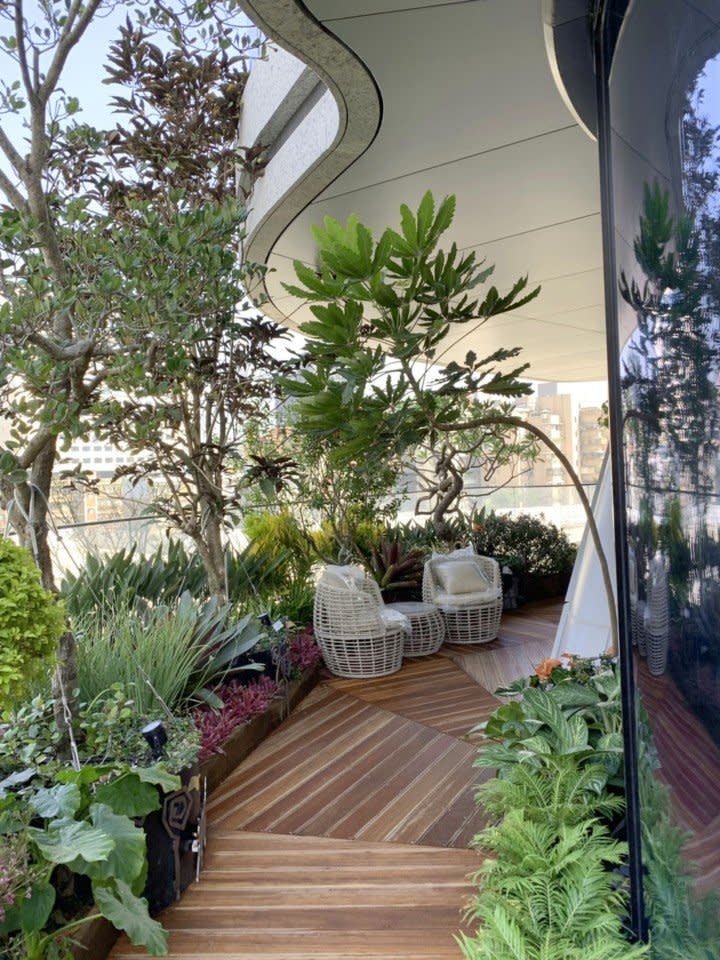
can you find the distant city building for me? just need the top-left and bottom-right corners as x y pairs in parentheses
(577, 406), (609, 485)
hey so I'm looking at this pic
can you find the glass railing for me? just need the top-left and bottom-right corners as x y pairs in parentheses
(1, 480), (599, 578)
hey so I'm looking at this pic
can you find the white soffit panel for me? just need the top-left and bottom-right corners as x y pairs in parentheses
(247, 0), (604, 381)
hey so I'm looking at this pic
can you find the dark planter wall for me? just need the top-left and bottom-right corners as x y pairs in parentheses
(596, 0), (720, 937)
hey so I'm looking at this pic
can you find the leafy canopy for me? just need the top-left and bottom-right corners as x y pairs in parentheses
(281, 191), (540, 469)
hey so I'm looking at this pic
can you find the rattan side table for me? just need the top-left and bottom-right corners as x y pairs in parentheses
(384, 601), (445, 657)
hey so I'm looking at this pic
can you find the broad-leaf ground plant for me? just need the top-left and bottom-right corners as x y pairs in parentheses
(281, 191), (617, 652)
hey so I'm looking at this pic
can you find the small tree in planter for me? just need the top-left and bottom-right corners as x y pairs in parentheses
(280, 192), (618, 651)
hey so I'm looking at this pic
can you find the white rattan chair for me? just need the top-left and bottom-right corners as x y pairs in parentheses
(313, 566), (406, 678)
(422, 551), (502, 645)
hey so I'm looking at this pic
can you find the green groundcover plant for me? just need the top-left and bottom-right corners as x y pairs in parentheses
(462, 654), (717, 960)
(0, 677), (201, 958)
(0, 763), (181, 959)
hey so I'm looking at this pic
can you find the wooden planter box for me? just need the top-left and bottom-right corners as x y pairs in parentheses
(71, 666), (320, 960)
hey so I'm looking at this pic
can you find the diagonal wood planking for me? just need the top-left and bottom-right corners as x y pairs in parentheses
(110, 603), (561, 960)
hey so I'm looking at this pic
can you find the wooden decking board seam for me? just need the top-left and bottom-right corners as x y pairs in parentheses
(211, 708), (397, 825)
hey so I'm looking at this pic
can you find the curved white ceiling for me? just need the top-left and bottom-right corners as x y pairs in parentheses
(247, 0), (605, 382)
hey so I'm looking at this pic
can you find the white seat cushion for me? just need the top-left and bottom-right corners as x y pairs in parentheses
(434, 559), (490, 594)
(435, 588), (500, 608)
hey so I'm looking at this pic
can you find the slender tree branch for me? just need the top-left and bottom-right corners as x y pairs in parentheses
(13, 0), (35, 106)
(437, 412), (618, 655)
(0, 159), (28, 211)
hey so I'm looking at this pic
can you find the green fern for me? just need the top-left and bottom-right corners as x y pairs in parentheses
(461, 812), (647, 960)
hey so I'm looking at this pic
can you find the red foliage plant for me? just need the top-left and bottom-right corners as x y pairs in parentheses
(288, 626), (322, 671)
(194, 675), (279, 761)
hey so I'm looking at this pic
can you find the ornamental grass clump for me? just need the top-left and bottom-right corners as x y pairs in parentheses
(75, 594), (265, 713)
(0, 538), (65, 701)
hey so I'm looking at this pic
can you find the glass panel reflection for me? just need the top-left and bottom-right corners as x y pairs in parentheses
(609, 0), (720, 941)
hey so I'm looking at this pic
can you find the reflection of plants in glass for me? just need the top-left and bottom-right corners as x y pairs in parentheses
(621, 183), (720, 499)
(639, 732), (720, 960)
(658, 497), (692, 612)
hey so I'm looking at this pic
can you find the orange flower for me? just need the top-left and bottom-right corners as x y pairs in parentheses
(535, 657), (563, 682)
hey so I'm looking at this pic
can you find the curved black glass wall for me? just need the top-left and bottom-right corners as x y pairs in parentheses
(599, 0), (720, 945)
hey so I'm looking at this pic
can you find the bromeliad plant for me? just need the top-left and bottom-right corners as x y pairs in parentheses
(355, 537), (426, 603)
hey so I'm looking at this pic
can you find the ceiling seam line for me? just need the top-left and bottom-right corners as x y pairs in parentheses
(311, 123), (581, 203)
(322, 0), (489, 24)
(271, 211), (601, 265)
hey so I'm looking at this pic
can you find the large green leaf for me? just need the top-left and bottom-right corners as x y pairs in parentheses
(19, 882), (55, 934)
(29, 818), (115, 865)
(81, 804), (147, 890)
(30, 783), (81, 819)
(94, 774), (160, 818)
(133, 765), (181, 794)
(94, 880), (168, 956)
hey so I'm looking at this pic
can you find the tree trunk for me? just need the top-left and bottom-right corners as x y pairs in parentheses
(430, 469), (464, 542)
(195, 509), (227, 601)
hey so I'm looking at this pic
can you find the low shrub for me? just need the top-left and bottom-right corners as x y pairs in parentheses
(0, 538), (65, 700)
(471, 507), (577, 576)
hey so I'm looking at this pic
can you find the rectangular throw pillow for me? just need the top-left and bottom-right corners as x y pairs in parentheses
(435, 559), (490, 595)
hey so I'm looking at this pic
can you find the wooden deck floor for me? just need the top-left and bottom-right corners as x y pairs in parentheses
(110, 603), (559, 959)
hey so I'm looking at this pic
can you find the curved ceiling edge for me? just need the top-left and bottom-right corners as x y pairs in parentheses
(542, 0), (597, 140)
(238, 0), (382, 319)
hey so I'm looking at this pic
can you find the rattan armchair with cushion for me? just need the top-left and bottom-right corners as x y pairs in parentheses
(313, 565), (407, 678)
(422, 551), (502, 644)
